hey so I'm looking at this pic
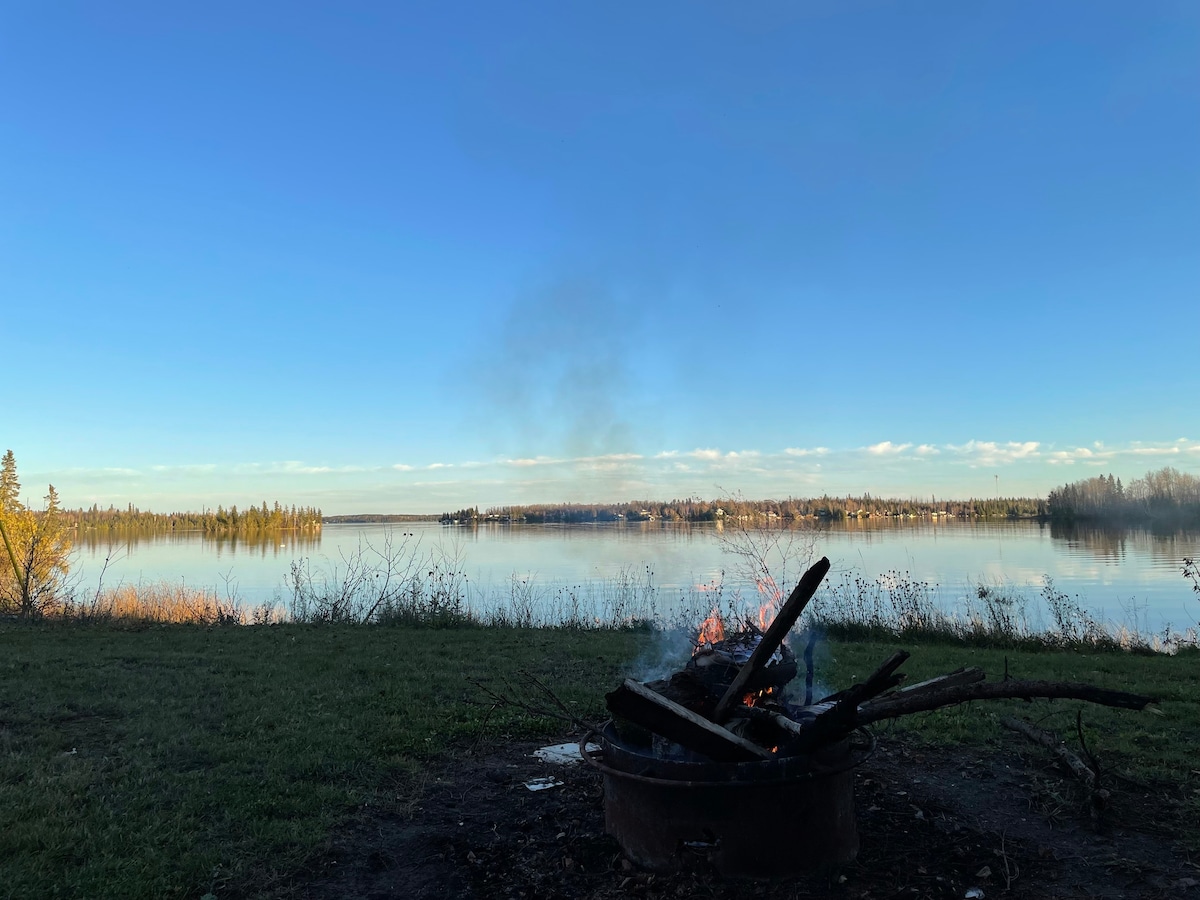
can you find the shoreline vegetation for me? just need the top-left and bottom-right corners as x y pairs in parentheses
(437, 465), (1200, 526)
(67, 501), (324, 535)
(12, 535), (1200, 656)
(437, 495), (1048, 525)
(3, 450), (1199, 651)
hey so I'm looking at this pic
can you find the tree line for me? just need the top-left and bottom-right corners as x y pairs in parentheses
(68, 501), (323, 535)
(2, 449), (326, 615)
(1047, 466), (1200, 524)
(442, 494), (1047, 525)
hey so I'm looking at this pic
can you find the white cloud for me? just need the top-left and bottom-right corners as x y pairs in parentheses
(1047, 448), (1095, 463)
(947, 440), (1041, 466)
(502, 456), (564, 468)
(784, 446), (830, 457)
(577, 453), (642, 463)
(1127, 445), (1180, 456)
(866, 441), (913, 456)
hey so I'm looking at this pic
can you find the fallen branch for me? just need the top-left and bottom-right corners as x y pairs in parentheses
(863, 666), (985, 705)
(858, 679), (1157, 727)
(1002, 716), (1096, 788)
(468, 671), (594, 733)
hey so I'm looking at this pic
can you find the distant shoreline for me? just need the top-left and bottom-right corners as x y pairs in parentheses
(322, 513), (442, 524)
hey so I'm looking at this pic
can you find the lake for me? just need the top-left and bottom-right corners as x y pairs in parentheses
(67, 519), (1200, 634)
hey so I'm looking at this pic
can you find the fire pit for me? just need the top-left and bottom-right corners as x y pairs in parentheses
(582, 723), (870, 876)
(587, 556), (1159, 879)
(587, 558), (865, 875)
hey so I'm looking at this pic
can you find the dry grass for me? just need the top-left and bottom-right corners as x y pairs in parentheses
(52, 581), (283, 625)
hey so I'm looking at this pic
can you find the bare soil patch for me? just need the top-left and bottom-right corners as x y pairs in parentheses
(301, 734), (1198, 900)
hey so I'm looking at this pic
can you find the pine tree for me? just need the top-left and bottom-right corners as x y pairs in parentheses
(1, 450), (21, 513)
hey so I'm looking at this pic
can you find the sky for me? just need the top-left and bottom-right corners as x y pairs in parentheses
(2, 1), (1197, 514)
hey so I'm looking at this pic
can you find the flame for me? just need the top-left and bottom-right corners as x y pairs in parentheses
(740, 685), (775, 709)
(755, 577), (783, 631)
(694, 608), (726, 653)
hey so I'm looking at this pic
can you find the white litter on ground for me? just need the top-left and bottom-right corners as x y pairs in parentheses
(533, 742), (599, 765)
(523, 777), (564, 791)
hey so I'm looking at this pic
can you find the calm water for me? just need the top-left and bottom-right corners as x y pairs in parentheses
(69, 520), (1200, 632)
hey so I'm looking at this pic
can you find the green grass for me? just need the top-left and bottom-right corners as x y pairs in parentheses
(0, 622), (642, 899)
(822, 639), (1200, 784)
(1, 623), (1197, 898)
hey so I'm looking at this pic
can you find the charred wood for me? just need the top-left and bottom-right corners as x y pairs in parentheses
(864, 666), (986, 705)
(644, 670), (716, 718)
(713, 557), (831, 723)
(819, 651), (910, 705)
(780, 653), (909, 753)
(605, 678), (773, 763)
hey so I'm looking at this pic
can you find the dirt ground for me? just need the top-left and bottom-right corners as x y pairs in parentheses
(301, 732), (1199, 900)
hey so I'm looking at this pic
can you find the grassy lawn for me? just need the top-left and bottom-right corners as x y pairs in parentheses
(1, 622), (1197, 898)
(824, 639), (1200, 783)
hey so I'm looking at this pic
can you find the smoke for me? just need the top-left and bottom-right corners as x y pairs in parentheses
(466, 278), (648, 497)
(627, 624), (697, 684)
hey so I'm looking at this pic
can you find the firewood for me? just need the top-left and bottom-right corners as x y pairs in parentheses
(712, 557), (831, 723)
(857, 679), (1157, 726)
(775, 652), (909, 753)
(772, 664), (1154, 756)
(818, 650), (910, 705)
(866, 666), (986, 704)
(606, 679), (773, 763)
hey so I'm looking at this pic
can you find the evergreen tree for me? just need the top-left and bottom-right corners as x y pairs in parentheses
(1, 450), (21, 512)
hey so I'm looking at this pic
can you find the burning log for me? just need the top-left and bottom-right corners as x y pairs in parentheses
(605, 678), (773, 763)
(712, 556), (831, 723)
(688, 630), (798, 700)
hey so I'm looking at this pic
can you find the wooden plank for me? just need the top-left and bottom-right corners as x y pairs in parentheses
(712, 556), (831, 723)
(606, 679), (772, 763)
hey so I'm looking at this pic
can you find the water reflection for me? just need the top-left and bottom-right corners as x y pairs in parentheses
(73, 529), (323, 558)
(1048, 522), (1200, 571)
(64, 519), (1200, 631)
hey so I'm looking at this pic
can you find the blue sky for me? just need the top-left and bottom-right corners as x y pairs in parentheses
(3, 1), (1197, 513)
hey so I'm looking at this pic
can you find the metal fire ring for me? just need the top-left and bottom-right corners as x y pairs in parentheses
(579, 724), (876, 789)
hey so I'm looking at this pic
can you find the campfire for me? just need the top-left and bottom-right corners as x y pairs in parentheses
(583, 557), (1158, 877)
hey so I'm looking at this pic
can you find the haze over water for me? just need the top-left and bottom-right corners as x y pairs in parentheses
(70, 520), (1200, 634)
